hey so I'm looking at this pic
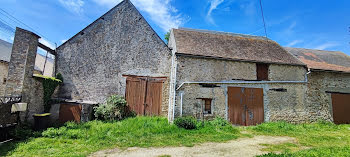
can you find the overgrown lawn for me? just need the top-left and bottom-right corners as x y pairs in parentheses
(0, 116), (239, 157)
(247, 121), (350, 156)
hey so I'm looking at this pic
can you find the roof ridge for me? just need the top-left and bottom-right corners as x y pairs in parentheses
(177, 27), (269, 40)
(284, 47), (343, 53)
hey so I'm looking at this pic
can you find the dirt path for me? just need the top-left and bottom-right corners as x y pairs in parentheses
(90, 136), (295, 157)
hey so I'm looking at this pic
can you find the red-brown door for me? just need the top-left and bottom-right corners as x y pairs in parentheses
(228, 87), (264, 126)
(125, 76), (165, 116)
(59, 104), (82, 124)
(332, 93), (350, 124)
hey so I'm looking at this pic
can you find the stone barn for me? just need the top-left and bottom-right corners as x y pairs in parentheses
(55, 0), (172, 118)
(286, 47), (350, 124)
(167, 28), (310, 125)
(2, 0), (349, 125)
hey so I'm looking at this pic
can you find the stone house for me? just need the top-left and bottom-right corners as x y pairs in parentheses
(286, 47), (350, 124)
(167, 28), (310, 125)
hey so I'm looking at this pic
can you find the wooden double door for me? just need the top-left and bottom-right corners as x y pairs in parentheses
(125, 76), (165, 116)
(228, 87), (264, 126)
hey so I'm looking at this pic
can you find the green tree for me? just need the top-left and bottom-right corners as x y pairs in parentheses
(165, 31), (170, 43)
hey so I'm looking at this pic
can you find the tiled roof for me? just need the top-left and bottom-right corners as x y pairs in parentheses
(173, 28), (305, 66)
(285, 47), (350, 73)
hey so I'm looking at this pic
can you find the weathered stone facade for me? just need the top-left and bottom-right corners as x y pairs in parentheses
(56, 1), (171, 116)
(173, 54), (309, 123)
(304, 72), (350, 122)
(0, 61), (8, 97)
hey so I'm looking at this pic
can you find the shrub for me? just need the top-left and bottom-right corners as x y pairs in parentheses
(174, 116), (197, 130)
(94, 95), (135, 121)
(209, 116), (231, 127)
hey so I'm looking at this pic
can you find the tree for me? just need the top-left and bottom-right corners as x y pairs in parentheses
(165, 31), (170, 43)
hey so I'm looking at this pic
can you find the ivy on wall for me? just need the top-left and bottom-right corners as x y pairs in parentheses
(34, 73), (63, 113)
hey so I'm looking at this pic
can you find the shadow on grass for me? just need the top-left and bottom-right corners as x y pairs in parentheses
(0, 140), (22, 156)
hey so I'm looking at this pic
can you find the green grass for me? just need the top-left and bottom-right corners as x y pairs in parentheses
(248, 121), (350, 157)
(0, 116), (240, 157)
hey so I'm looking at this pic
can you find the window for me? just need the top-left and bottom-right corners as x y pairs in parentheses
(197, 98), (212, 114)
(3, 78), (6, 84)
(256, 63), (269, 81)
(204, 99), (212, 114)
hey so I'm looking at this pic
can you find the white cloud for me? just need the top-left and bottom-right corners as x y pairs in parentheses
(93, 0), (186, 32)
(206, 0), (224, 25)
(39, 38), (56, 49)
(314, 43), (339, 50)
(286, 40), (303, 47)
(60, 39), (67, 44)
(59, 0), (84, 14)
(92, 0), (122, 7)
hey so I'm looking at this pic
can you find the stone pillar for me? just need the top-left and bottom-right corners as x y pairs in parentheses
(5, 27), (40, 97)
(1, 27), (40, 125)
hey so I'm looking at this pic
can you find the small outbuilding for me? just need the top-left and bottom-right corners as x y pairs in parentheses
(286, 47), (350, 124)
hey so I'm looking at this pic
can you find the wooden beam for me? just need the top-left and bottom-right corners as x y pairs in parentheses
(38, 42), (56, 55)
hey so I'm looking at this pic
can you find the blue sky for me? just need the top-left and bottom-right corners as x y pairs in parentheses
(0, 0), (349, 55)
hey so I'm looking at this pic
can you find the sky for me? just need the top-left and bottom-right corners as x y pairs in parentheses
(0, 0), (349, 55)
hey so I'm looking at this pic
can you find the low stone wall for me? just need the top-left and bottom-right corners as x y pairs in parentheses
(20, 76), (44, 124)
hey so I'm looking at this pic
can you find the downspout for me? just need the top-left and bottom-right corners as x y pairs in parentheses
(172, 54), (177, 121)
(180, 92), (183, 117)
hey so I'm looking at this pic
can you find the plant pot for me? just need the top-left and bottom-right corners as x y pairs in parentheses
(33, 113), (51, 131)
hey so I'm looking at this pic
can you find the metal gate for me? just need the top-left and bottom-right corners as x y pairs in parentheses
(228, 87), (264, 126)
(331, 93), (350, 124)
(125, 76), (165, 116)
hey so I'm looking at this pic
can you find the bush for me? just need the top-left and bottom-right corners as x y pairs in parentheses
(209, 116), (231, 127)
(174, 116), (197, 130)
(94, 95), (135, 121)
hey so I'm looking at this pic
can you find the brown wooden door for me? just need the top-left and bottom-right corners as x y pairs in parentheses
(144, 78), (164, 116)
(59, 104), (82, 124)
(332, 93), (350, 124)
(228, 87), (264, 126)
(125, 77), (147, 115)
(125, 76), (164, 116)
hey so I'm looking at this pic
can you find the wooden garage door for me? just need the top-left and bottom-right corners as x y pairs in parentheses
(332, 93), (350, 124)
(228, 87), (264, 126)
(59, 104), (82, 124)
(125, 76), (165, 116)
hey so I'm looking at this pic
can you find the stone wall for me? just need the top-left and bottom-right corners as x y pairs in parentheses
(0, 61), (8, 97)
(304, 71), (350, 122)
(56, 1), (171, 116)
(21, 77), (44, 124)
(174, 56), (309, 123)
(269, 64), (306, 81)
(176, 56), (256, 83)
